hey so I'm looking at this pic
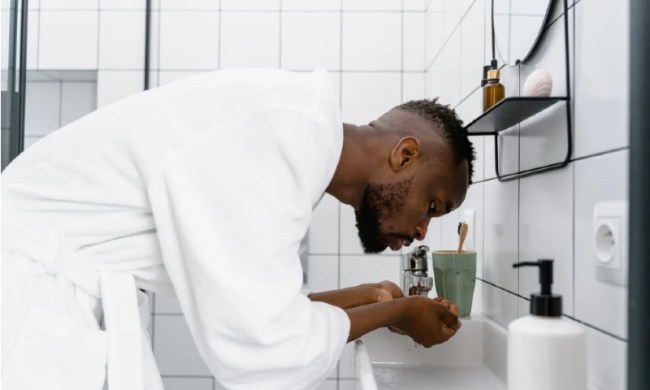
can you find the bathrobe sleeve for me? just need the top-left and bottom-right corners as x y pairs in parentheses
(147, 107), (349, 389)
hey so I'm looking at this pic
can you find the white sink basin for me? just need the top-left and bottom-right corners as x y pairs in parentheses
(353, 314), (507, 390)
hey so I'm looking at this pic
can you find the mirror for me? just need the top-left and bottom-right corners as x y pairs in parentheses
(493, 0), (554, 65)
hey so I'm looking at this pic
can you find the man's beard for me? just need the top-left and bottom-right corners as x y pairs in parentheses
(354, 179), (411, 254)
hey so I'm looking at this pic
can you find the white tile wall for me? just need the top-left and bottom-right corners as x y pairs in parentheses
(518, 166), (574, 316)
(38, 11), (99, 69)
(60, 81), (96, 126)
(282, 0), (341, 11)
(98, 11), (145, 69)
(307, 255), (339, 293)
(25, 82), (61, 136)
(342, 12), (401, 71)
(339, 255), (401, 289)
(309, 193), (340, 254)
(162, 378), (213, 390)
(159, 11), (219, 70)
(96, 70), (143, 107)
(220, 12), (279, 68)
(403, 12), (425, 71)
(153, 315), (211, 376)
(281, 12), (340, 70)
(340, 72), (402, 125)
(574, 0), (629, 158)
(574, 150), (628, 339)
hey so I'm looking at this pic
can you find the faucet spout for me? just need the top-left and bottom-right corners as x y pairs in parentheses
(401, 245), (434, 296)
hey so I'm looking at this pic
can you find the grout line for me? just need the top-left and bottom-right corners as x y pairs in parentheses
(477, 278), (628, 342)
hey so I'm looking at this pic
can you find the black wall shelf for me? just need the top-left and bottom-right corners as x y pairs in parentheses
(466, 0), (572, 182)
(465, 96), (568, 135)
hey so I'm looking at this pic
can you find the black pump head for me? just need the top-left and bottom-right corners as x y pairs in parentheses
(513, 259), (563, 317)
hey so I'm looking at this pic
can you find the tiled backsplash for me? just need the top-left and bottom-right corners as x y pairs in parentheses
(16, 0), (629, 389)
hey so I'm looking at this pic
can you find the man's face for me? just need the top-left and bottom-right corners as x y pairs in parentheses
(355, 150), (469, 254)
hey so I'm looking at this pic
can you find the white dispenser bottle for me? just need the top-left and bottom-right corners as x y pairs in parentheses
(508, 259), (586, 390)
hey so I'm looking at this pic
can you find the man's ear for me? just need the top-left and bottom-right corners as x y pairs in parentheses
(389, 137), (420, 172)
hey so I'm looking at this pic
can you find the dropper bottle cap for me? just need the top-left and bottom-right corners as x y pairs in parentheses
(513, 259), (563, 317)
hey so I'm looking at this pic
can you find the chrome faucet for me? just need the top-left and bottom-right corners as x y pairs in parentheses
(401, 245), (434, 296)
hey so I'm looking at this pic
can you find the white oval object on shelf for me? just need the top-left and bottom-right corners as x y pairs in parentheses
(522, 68), (553, 97)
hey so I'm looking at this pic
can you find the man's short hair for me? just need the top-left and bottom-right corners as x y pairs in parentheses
(396, 98), (476, 184)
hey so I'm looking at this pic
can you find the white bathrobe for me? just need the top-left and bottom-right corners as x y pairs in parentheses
(1, 69), (350, 390)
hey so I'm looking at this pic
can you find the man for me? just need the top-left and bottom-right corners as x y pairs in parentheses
(1, 68), (474, 389)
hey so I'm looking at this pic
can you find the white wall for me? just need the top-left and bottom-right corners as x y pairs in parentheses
(423, 0), (629, 389)
(17, 0), (629, 389)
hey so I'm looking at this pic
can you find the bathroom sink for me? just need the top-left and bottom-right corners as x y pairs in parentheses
(353, 314), (507, 390)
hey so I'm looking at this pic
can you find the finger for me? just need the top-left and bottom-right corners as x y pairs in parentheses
(440, 309), (461, 330)
(449, 304), (459, 317)
(388, 325), (407, 335)
(432, 297), (451, 309)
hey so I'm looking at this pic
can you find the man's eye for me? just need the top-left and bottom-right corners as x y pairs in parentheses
(428, 201), (437, 214)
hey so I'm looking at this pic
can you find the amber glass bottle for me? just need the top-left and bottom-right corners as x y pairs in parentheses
(482, 69), (505, 112)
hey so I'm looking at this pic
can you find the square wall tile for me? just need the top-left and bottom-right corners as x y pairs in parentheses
(339, 255), (401, 288)
(282, 0), (341, 11)
(585, 328), (627, 390)
(574, 0), (629, 158)
(482, 283), (518, 328)
(342, 12), (401, 71)
(221, 0), (279, 10)
(518, 165), (574, 315)
(459, 0), (485, 99)
(403, 12), (425, 71)
(39, 0), (98, 9)
(425, 8), (444, 68)
(161, 0), (220, 9)
(342, 0), (401, 11)
(307, 255), (339, 292)
(309, 193), (339, 254)
(159, 11), (219, 70)
(483, 178), (518, 291)
(316, 379), (338, 389)
(402, 72), (426, 102)
(39, 11), (99, 69)
(60, 81), (96, 126)
(153, 315), (211, 376)
(25, 81), (60, 137)
(341, 72), (401, 125)
(99, 11), (145, 69)
(425, 66), (443, 99)
(220, 12), (279, 69)
(404, 0), (427, 11)
(438, 30), (461, 106)
(158, 70), (203, 86)
(574, 150), (628, 338)
(162, 377), (213, 390)
(100, 0), (153, 10)
(281, 12), (340, 71)
(442, 0), (462, 41)
(97, 70), (144, 107)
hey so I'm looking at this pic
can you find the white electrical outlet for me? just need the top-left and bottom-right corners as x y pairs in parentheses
(462, 209), (476, 251)
(593, 201), (627, 286)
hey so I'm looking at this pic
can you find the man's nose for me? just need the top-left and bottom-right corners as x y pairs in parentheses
(414, 219), (430, 241)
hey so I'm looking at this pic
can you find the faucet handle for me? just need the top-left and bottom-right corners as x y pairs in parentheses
(402, 245), (430, 271)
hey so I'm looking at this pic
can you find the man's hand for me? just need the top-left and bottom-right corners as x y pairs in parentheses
(375, 280), (403, 302)
(392, 296), (461, 347)
(388, 296), (456, 337)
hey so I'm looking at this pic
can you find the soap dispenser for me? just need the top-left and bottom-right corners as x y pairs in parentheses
(508, 260), (586, 390)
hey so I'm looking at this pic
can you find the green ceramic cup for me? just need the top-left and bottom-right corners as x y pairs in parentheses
(432, 250), (477, 318)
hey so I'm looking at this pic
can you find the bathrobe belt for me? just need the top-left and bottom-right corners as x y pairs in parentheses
(3, 218), (153, 390)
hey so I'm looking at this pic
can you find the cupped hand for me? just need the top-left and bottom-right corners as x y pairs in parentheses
(392, 296), (461, 347)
